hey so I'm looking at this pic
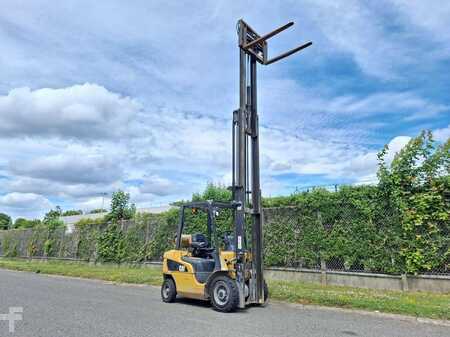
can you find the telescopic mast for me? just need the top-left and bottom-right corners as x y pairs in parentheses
(232, 19), (312, 307)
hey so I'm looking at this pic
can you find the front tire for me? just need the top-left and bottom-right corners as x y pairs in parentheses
(161, 277), (177, 303)
(210, 275), (239, 312)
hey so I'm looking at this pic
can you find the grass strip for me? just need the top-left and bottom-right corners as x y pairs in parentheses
(0, 258), (448, 320)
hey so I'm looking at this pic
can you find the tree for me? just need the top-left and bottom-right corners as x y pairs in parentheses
(377, 130), (450, 274)
(43, 206), (62, 223)
(43, 206), (65, 231)
(0, 213), (12, 230)
(109, 190), (135, 222)
(182, 183), (234, 238)
(13, 218), (41, 229)
(61, 210), (83, 216)
(192, 182), (231, 202)
(89, 208), (107, 214)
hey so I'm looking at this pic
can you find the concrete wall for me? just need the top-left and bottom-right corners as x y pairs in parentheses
(265, 267), (323, 284)
(265, 267), (450, 293)
(2, 256), (449, 293)
(325, 271), (404, 291)
(406, 274), (450, 293)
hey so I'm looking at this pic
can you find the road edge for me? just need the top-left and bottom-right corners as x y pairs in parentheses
(1, 267), (449, 327)
(271, 300), (450, 327)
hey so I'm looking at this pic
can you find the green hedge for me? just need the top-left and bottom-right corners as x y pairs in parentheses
(2, 184), (447, 275)
(263, 186), (404, 272)
(0, 184), (447, 274)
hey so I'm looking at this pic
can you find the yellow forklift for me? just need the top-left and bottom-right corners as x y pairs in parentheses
(161, 19), (311, 312)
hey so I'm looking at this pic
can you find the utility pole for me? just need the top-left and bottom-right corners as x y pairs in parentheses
(101, 192), (107, 212)
(232, 19), (311, 307)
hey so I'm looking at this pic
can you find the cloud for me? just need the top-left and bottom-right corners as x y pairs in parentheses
(271, 162), (292, 172)
(259, 79), (447, 143)
(0, 83), (139, 140)
(138, 175), (179, 197)
(390, 0), (450, 52)
(74, 196), (111, 212)
(434, 125), (450, 143)
(0, 2), (447, 219)
(386, 136), (412, 157)
(0, 135), (128, 213)
(326, 92), (448, 120)
(300, 0), (411, 79)
(9, 153), (123, 185)
(261, 127), (411, 183)
(338, 136), (411, 180)
(5, 177), (120, 199)
(0, 192), (52, 210)
(129, 109), (231, 176)
(341, 136), (411, 183)
(0, 81), (433, 220)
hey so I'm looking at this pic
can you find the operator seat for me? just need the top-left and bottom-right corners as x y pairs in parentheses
(182, 233), (215, 283)
(190, 234), (209, 251)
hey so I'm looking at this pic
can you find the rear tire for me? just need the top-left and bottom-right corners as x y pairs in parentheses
(161, 277), (177, 303)
(209, 275), (239, 312)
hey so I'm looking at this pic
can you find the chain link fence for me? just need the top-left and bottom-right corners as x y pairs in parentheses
(0, 204), (448, 276)
(0, 214), (172, 263)
(263, 204), (449, 276)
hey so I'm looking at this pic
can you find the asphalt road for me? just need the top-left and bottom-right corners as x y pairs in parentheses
(0, 269), (448, 337)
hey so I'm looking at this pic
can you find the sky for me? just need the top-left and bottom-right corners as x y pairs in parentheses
(0, 0), (449, 219)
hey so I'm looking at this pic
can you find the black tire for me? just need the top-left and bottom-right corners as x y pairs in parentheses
(161, 277), (177, 303)
(209, 275), (239, 312)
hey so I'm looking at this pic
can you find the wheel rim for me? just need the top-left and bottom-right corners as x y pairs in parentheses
(163, 283), (170, 298)
(213, 281), (229, 306)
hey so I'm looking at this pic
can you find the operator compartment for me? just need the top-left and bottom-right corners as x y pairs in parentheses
(180, 233), (216, 283)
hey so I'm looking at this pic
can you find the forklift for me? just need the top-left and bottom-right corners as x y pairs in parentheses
(161, 19), (311, 312)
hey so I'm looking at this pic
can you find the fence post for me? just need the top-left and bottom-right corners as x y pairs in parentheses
(145, 222), (150, 244)
(25, 229), (32, 261)
(401, 273), (409, 291)
(43, 228), (48, 261)
(58, 229), (65, 258)
(74, 230), (80, 260)
(92, 232), (98, 265)
(320, 259), (327, 286)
